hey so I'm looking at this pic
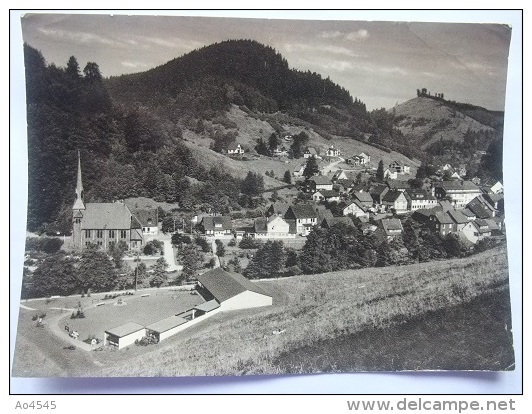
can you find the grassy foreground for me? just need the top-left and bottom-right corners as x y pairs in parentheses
(96, 246), (513, 376)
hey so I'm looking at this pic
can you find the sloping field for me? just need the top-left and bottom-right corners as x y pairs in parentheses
(94, 247), (512, 377)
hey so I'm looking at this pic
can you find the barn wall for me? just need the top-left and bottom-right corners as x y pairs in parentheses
(221, 291), (272, 311)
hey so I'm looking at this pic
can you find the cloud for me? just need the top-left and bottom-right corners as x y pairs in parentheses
(37, 27), (123, 47)
(120, 61), (149, 68)
(283, 43), (359, 58)
(322, 60), (354, 72)
(346, 29), (369, 41)
(320, 30), (343, 39)
(138, 36), (204, 50)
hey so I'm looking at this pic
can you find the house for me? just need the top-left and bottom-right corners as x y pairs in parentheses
(467, 197), (496, 219)
(379, 218), (403, 238)
(321, 216), (354, 229)
(254, 215), (293, 238)
(332, 169), (348, 182)
(104, 322), (146, 350)
(347, 155), (362, 166)
(433, 180), (483, 208)
(293, 164), (306, 177)
(312, 190), (341, 203)
(199, 216), (233, 236)
(369, 184), (389, 205)
(353, 191), (374, 208)
(358, 152), (371, 165)
(72, 154), (144, 251)
(389, 161), (410, 174)
(227, 143), (245, 155)
(446, 209), (469, 232)
(489, 181), (504, 194)
(451, 172), (462, 179)
(342, 200), (368, 218)
(385, 179), (408, 192)
(459, 208), (477, 221)
(381, 190), (408, 214)
(266, 201), (291, 217)
(429, 211), (454, 237)
(272, 148), (288, 156)
(383, 168), (398, 180)
(405, 189), (437, 211)
(284, 204), (318, 235)
(133, 208), (159, 236)
(315, 205), (334, 223)
(308, 175), (334, 191)
(197, 268), (273, 311)
(304, 147), (319, 159)
(326, 145), (340, 157)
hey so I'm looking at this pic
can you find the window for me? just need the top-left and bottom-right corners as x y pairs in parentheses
(85, 241), (91, 246)
(97, 230), (104, 238)
(74, 218), (81, 224)
(120, 230), (127, 239)
(109, 230), (115, 239)
(85, 230), (91, 239)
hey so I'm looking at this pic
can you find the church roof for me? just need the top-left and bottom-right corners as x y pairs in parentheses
(81, 202), (133, 230)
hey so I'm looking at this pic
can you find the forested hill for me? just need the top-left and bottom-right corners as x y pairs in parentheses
(106, 39), (363, 116)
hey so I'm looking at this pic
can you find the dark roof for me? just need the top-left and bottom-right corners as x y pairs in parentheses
(321, 217), (354, 228)
(197, 268), (271, 302)
(447, 209), (468, 224)
(353, 191), (373, 204)
(105, 322), (145, 337)
(133, 209), (158, 227)
(405, 189), (435, 200)
(145, 316), (188, 333)
(201, 216), (233, 231)
(485, 218), (500, 231)
(285, 219), (297, 234)
(305, 147), (318, 155)
(386, 179), (408, 189)
(438, 180), (481, 192)
(267, 201), (290, 216)
(381, 218), (403, 234)
(82, 202), (133, 230)
(310, 176), (332, 186)
(315, 205), (334, 221)
(254, 217), (268, 233)
(460, 208), (476, 218)
(227, 142), (242, 150)
(382, 190), (405, 203)
(316, 190), (340, 198)
(467, 198), (492, 219)
(438, 200), (454, 212)
(370, 184), (389, 196)
(433, 212), (454, 224)
(285, 204), (318, 219)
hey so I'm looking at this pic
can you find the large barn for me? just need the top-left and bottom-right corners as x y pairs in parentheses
(197, 268), (273, 311)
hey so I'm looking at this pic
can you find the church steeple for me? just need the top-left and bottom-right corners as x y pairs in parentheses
(73, 151), (85, 210)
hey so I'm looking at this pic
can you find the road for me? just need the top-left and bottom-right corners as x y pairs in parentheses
(321, 157), (345, 175)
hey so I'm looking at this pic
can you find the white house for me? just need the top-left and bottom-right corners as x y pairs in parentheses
(358, 152), (370, 165)
(197, 268), (273, 311)
(383, 168), (398, 180)
(326, 145), (340, 157)
(312, 190), (340, 203)
(227, 143), (245, 155)
(342, 201), (368, 218)
(254, 215), (293, 238)
(304, 147), (319, 159)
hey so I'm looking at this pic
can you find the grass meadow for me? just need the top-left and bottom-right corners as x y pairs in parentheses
(87, 246), (513, 377)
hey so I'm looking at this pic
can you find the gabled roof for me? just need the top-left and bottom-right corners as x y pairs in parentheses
(285, 204), (318, 219)
(193, 299), (220, 313)
(315, 189), (340, 198)
(305, 147), (318, 155)
(386, 179), (408, 189)
(467, 198), (492, 219)
(321, 217), (354, 228)
(267, 201), (290, 216)
(254, 217), (268, 233)
(381, 218), (403, 234)
(197, 268), (271, 302)
(405, 189), (434, 200)
(447, 209), (469, 224)
(433, 211), (454, 225)
(201, 216), (233, 231)
(310, 175), (332, 186)
(370, 184), (389, 196)
(473, 219), (491, 233)
(460, 208), (476, 218)
(227, 142), (242, 150)
(353, 191), (373, 204)
(485, 218), (500, 231)
(344, 200), (366, 212)
(133, 208), (158, 227)
(315, 205), (334, 221)
(382, 190), (405, 203)
(82, 202), (133, 230)
(438, 200), (454, 212)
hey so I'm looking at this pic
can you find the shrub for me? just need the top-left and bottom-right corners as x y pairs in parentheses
(228, 239), (236, 247)
(25, 237), (64, 253)
(239, 236), (263, 249)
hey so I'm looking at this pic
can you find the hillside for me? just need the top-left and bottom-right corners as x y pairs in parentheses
(392, 97), (498, 149)
(87, 247), (511, 376)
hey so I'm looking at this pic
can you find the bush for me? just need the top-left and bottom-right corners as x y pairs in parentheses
(228, 238), (236, 247)
(195, 236), (211, 253)
(25, 237), (63, 253)
(239, 236), (263, 249)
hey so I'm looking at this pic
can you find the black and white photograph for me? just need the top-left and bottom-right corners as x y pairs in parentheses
(11, 11), (519, 381)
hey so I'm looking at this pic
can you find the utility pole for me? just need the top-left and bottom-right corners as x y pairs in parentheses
(134, 250), (139, 292)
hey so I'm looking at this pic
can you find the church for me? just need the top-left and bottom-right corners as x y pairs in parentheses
(72, 154), (144, 251)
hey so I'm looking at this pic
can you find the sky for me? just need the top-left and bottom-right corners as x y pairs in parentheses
(20, 12), (512, 111)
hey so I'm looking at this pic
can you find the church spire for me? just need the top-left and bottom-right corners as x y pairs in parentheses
(73, 151), (85, 210)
